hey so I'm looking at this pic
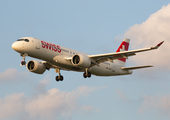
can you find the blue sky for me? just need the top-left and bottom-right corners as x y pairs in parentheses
(1, 0), (170, 120)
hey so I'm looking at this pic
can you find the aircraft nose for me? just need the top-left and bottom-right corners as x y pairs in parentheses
(12, 42), (17, 50)
(12, 42), (22, 52)
(12, 42), (18, 51)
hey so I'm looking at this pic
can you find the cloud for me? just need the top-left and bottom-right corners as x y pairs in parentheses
(0, 68), (29, 82)
(0, 80), (105, 120)
(116, 89), (170, 117)
(0, 93), (25, 120)
(33, 74), (51, 95)
(72, 86), (108, 97)
(138, 95), (170, 117)
(121, 4), (170, 70)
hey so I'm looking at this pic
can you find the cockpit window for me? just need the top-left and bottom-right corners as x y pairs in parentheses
(17, 39), (29, 42)
(25, 39), (29, 42)
(17, 39), (24, 41)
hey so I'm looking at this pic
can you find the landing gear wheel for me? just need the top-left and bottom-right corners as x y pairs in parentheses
(88, 72), (91, 78)
(55, 75), (64, 82)
(83, 72), (91, 78)
(83, 73), (87, 78)
(21, 61), (26, 65)
(56, 76), (60, 81)
(60, 75), (63, 81)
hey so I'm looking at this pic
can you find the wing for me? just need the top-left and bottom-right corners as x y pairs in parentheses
(88, 41), (164, 64)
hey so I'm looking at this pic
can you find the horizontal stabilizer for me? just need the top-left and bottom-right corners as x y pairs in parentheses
(121, 65), (153, 70)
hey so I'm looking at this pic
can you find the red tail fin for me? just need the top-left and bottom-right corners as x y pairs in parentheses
(116, 38), (130, 62)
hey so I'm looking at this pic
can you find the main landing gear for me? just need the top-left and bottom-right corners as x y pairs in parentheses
(20, 53), (27, 66)
(83, 68), (91, 78)
(55, 68), (91, 81)
(56, 75), (63, 81)
(55, 68), (64, 82)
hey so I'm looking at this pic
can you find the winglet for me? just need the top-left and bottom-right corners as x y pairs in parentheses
(151, 41), (164, 49)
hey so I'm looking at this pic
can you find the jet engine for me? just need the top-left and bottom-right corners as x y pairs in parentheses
(71, 54), (91, 68)
(26, 60), (46, 74)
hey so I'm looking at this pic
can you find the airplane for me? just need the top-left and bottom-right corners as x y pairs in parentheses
(12, 37), (164, 82)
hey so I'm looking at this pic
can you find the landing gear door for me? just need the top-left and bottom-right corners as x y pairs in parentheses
(36, 40), (40, 50)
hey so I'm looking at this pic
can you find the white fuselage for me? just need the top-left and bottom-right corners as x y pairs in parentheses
(12, 37), (132, 76)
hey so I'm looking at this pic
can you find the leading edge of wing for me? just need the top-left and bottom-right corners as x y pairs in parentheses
(88, 41), (164, 60)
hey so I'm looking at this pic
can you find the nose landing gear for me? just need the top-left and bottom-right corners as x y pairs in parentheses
(21, 60), (26, 66)
(20, 53), (27, 66)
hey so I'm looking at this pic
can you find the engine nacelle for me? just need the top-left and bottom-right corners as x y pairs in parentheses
(26, 60), (46, 74)
(71, 54), (91, 68)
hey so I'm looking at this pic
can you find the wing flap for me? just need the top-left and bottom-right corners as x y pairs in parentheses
(121, 65), (153, 70)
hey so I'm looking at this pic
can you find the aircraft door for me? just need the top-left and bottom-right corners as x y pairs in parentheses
(22, 42), (26, 52)
(35, 40), (40, 50)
